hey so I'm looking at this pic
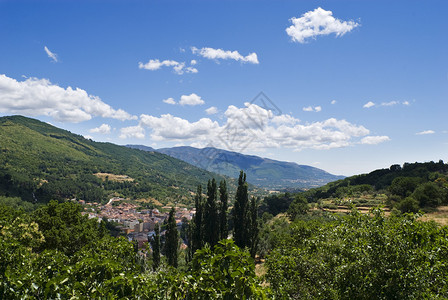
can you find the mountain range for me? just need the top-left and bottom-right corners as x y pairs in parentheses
(127, 145), (345, 189)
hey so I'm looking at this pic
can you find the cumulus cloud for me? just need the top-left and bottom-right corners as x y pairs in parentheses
(331, 100), (337, 105)
(361, 136), (390, 145)
(44, 46), (58, 62)
(416, 130), (435, 135)
(286, 7), (359, 43)
(363, 101), (375, 108)
(119, 125), (145, 139)
(191, 47), (259, 64)
(89, 123), (111, 134)
(163, 97), (176, 105)
(190, 60), (197, 65)
(0, 74), (136, 123)
(205, 106), (218, 115)
(140, 114), (219, 140)
(138, 59), (198, 75)
(138, 103), (378, 151)
(303, 106), (321, 112)
(179, 93), (204, 106)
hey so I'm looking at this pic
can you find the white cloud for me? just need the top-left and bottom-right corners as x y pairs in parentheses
(44, 46), (58, 62)
(331, 100), (337, 105)
(303, 106), (321, 112)
(286, 7), (360, 43)
(402, 101), (410, 106)
(140, 113), (219, 140)
(119, 125), (145, 139)
(139, 103), (375, 151)
(381, 101), (399, 106)
(179, 93), (205, 106)
(0, 74), (136, 123)
(363, 101), (375, 108)
(416, 130), (435, 135)
(361, 136), (390, 145)
(163, 97), (176, 105)
(191, 47), (259, 64)
(205, 106), (218, 115)
(138, 59), (198, 75)
(190, 60), (197, 65)
(89, 123), (111, 134)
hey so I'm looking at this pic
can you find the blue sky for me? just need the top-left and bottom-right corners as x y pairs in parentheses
(1, 0), (447, 176)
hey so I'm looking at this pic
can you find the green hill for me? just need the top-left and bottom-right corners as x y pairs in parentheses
(0, 115), (233, 205)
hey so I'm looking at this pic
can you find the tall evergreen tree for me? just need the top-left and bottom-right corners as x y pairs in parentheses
(219, 180), (228, 240)
(204, 178), (219, 246)
(165, 207), (178, 268)
(234, 171), (249, 249)
(151, 223), (161, 270)
(249, 196), (259, 258)
(192, 185), (204, 253)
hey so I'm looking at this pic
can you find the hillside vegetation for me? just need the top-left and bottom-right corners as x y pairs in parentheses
(0, 116), (232, 205)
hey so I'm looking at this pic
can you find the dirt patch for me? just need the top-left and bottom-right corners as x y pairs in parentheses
(419, 206), (448, 226)
(94, 173), (134, 182)
(136, 198), (163, 207)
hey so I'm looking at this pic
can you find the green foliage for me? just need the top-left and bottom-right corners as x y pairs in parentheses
(151, 223), (161, 270)
(0, 201), (270, 299)
(266, 209), (448, 299)
(234, 171), (249, 249)
(219, 179), (228, 240)
(287, 194), (309, 221)
(189, 239), (268, 299)
(204, 178), (219, 247)
(396, 196), (420, 213)
(32, 200), (104, 255)
(165, 207), (179, 268)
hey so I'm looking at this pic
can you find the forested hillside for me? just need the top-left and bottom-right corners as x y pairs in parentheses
(0, 116), (232, 205)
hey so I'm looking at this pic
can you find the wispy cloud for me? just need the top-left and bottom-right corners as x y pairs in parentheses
(44, 46), (58, 62)
(286, 7), (359, 43)
(361, 136), (390, 145)
(303, 106), (322, 112)
(191, 47), (259, 64)
(161, 94), (205, 106)
(416, 130), (435, 135)
(163, 98), (176, 105)
(363, 101), (375, 108)
(138, 59), (197, 75)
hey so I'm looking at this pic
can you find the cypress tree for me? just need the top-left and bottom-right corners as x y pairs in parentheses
(192, 185), (204, 253)
(249, 196), (259, 258)
(234, 171), (249, 249)
(151, 223), (161, 270)
(219, 179), (228, 240)
(165, 207), (178, 268)
(204, 178), (219, 246)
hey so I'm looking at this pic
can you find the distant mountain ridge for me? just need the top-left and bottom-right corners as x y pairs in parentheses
(127, 145), (345, 189)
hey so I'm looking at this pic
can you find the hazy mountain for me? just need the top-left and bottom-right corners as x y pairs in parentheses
(128, 145), (345, 189)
